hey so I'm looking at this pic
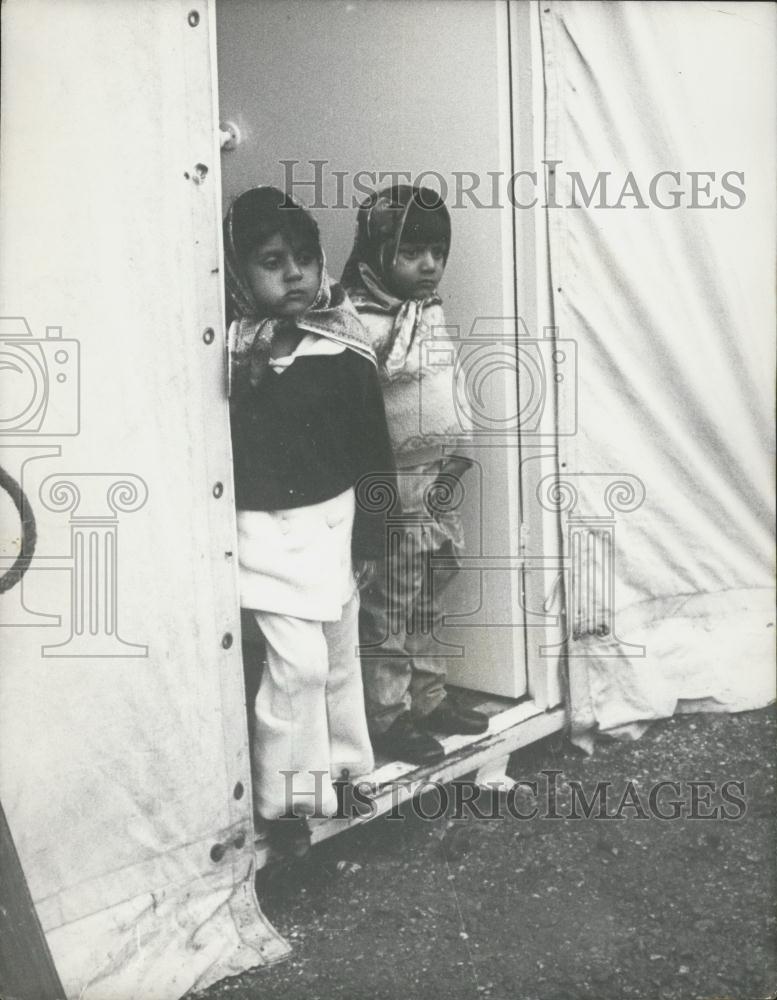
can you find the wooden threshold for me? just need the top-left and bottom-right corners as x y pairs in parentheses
(253, 699), (566, 867)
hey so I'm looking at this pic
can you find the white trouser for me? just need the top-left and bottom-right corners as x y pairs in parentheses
(251, 591), (375, 820)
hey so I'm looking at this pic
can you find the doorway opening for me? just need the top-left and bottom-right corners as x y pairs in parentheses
(217, 0), (565, 862)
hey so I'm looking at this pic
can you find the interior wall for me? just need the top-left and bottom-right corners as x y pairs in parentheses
(217, 0), (529, 697)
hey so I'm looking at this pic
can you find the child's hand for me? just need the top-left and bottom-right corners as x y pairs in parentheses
(439, 455), (474, 480)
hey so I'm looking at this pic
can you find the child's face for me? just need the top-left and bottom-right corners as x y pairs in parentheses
(385, 241), (446, 300)
(244, 234), (321, 318)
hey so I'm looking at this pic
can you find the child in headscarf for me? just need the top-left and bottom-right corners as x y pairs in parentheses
(225, 186), (394, 855)
(342, 185), (488, 766)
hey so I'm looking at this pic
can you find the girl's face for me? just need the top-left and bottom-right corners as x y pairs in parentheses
(384, 241), (447, 300)
(244, 233), (321, 318)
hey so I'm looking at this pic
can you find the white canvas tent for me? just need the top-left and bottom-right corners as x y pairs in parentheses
(537, 1), (775, 747)
(0, 1), (773, 998)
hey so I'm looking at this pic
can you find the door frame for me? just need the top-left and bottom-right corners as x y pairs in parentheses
(207, 0), (567, 861)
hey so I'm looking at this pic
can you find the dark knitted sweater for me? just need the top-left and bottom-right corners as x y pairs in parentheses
(230, 349), (396, 560)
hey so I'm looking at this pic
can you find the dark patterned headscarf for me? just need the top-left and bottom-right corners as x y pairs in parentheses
(341, 184), (451, 294)
(224, 186), (376, 392)
(341, 185), (451, 377)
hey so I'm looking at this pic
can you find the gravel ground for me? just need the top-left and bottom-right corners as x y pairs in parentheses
(195, 707), (776, 1000)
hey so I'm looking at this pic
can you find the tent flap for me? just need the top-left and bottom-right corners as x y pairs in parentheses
(0, 1), (288, 995)
(540, 0), (776, 746)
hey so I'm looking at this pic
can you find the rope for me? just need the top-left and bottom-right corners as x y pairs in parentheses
(0, 465), (37, 594)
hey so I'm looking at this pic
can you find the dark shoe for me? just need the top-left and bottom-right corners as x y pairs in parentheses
(372, 712), (445, 765)
(264, 816), (311, 859)
(419, 699), (489, 736)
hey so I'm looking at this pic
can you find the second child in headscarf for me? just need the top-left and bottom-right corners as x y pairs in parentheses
(342, 185), (488, 766)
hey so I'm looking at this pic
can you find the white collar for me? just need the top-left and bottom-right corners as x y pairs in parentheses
(269, 333), (346, 374)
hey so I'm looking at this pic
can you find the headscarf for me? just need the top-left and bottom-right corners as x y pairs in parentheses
(224, 186), (376, 391)
(341, 185), (451, 378)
